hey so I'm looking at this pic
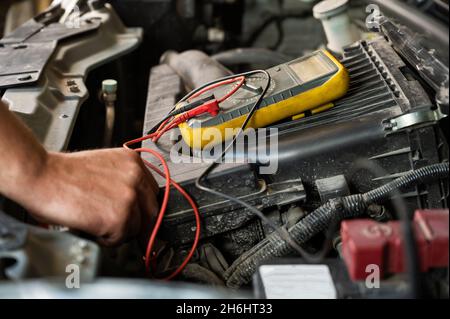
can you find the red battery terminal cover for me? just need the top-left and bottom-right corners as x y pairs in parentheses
(341, 209), (449, 281)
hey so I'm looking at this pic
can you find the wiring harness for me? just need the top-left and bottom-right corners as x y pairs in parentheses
(223, 163), (449, 288)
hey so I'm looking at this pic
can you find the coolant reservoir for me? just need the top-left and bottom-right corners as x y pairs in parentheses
(313, 0), (359, 54)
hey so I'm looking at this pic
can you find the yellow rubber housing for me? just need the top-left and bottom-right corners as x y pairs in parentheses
(179, 50), (349, 149)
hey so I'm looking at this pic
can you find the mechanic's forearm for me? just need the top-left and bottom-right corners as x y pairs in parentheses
(0, 100), (48, 201)
(0, 99), (158, 244)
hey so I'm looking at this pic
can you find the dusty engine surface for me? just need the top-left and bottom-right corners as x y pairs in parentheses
(0, 0), (449, 299)
(143, 35), (448, 294)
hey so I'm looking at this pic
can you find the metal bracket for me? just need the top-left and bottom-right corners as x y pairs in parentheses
(0, 212), (28, 251)
(385, 108), (447, 132)
(0, 211), (99, 281)
(0, 42), (57, 88)
(0, 3), (101, 89)
(3, 5), (143, 151)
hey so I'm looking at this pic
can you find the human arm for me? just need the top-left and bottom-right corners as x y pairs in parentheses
(0, 100), (158, 245)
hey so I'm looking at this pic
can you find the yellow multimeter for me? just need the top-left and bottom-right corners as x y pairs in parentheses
(178, 49), (349, 149)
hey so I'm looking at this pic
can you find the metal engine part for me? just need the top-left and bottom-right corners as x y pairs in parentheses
(0, 0), (448, 299)
(0, 3), (142, 152)
(0, 211), (99, 281)
(142, 34), (448, 280)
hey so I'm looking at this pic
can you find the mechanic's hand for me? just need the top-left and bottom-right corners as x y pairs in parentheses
(20, 149), (159, 246)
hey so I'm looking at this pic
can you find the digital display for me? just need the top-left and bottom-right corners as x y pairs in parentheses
(288, 54), (336, 83)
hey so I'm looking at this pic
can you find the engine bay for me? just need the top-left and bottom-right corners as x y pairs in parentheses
(0, 0), (449, 299)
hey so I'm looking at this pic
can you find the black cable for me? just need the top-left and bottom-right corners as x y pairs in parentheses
(245, 12), (310, 48)
(193, 70), (315, 257)
(270, 19), (284, 51)
(224, 163), (448, 288)
(352, 159), (422, 299)
(269, 0), (285, 50)
(244, 0), (309, 49)
(146, 71), (265, 135)
(147, 69), (322, 257)
(146, 95), (215, 135)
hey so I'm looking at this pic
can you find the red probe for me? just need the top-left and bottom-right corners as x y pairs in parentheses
(124, 76), (246, 280)
(151, 99), (220, 143)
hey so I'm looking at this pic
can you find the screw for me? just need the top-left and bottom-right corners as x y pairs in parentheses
(69, 85), (80, 93)
(78, 240), (89, 250)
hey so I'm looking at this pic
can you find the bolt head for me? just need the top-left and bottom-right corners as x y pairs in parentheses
(69, 85), (80, 93)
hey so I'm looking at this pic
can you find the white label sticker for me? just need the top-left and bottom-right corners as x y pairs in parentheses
(259, 264), (337, 299)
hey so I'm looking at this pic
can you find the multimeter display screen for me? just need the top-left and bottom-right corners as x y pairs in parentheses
(288, 54), (335, 83)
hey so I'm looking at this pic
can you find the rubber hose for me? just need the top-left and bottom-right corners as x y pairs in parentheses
(212, 48), (291, 68)
(224, 163), (449, 288)
(160, 50), (232, 91)
(364, 163), (449, 204)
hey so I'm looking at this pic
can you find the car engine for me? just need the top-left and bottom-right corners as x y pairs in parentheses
(0, 0), (448, 299)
